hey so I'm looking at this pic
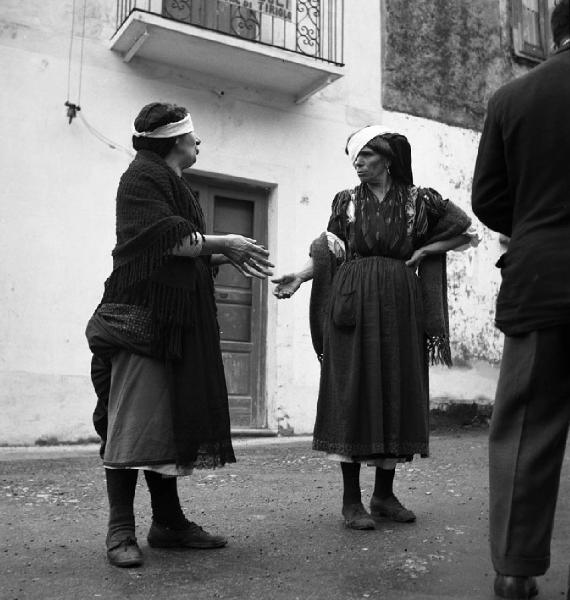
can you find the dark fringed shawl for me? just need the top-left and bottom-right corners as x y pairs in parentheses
(419, 254), (452, 366)
(417, 199), (472, 366)
(99, 150), (205, 360)
(309, 233), (337, 361)
(309, 188), (472, 367)
(87, 151), (236, 468)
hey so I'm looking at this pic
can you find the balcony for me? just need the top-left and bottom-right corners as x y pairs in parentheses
(111, 1), (345, 103)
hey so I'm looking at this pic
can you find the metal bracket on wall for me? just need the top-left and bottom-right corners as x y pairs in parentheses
(123, 28), (149, 63)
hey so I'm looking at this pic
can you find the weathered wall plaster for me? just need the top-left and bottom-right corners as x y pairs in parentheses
(382, 0), (532, 130)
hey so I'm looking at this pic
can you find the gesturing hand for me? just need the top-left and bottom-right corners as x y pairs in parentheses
(224, 235), (274, 279)
(271, 273), (303, 299)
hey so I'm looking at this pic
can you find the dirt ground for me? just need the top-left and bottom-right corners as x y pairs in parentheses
(2, 431), (569, 600)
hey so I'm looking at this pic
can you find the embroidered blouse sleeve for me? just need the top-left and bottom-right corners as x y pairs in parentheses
(419, 187), (448, 229)
(326, 190), (352, 243)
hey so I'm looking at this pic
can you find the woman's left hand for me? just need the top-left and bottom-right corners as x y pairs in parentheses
(223, 235), (274, 279)
(405, 248), (427, 269)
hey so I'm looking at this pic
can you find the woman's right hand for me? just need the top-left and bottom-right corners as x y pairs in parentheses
(223, 235), (274, 279)
(271, 273), (303, 299)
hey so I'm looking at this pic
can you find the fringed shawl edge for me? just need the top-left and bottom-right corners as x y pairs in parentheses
(100, 217), (204, 360)
(104, 216), (201, 298)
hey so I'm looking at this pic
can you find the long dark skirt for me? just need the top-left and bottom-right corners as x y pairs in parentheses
(313, 255), (429, 459)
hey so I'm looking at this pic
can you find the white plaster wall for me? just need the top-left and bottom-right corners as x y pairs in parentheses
(0, 0), (384, 443)
(0, 0), (505, 443)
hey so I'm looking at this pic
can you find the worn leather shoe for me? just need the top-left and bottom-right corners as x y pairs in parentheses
(106, 536), (143, 568)
(494, 574), (538, 599)
(370, 494), (416, 523)
(341, 502), (375, 530)
(147, 520), (227, 549)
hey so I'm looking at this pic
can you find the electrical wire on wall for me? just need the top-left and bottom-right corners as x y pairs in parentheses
(78, 112), (134, 157)
(65, 0), (134, 158)
(65, 0), (84, 124)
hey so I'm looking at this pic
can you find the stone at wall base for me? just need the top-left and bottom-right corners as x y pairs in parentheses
(430, 400), (493, 431)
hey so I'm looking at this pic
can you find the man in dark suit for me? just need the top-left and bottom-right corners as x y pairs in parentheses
(472, 1), (570, 598)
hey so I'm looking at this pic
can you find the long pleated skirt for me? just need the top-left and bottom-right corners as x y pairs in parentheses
(313, 255), (429, 460)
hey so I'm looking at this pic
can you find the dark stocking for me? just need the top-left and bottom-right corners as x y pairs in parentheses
(340, 462), (362, 505)
(373, 467), (396, 499)
(144, 470), (187, 529)
(105, 468), (138, 544)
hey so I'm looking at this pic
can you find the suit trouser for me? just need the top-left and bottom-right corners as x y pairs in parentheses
(490, 325), (570, 576)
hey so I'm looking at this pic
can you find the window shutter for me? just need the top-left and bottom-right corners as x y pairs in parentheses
(511, 0), (550, 62)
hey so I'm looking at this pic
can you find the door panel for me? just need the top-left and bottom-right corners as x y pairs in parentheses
(216, 268), (250, 290)
(213, 196), (254, 344)
(217, 305), (251, 342)
(223, 352), (251, 395)
(215, 197), (254, 235)
(186, 177), (267, 429)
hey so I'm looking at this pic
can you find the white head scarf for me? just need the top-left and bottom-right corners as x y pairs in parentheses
(345, 125), (394, 164)
(132, 113), (194, 138)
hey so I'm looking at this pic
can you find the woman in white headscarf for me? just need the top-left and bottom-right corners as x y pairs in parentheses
(273, 126), (477, 529)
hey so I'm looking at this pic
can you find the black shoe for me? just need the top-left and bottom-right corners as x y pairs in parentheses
(370, 494), (416, 523)
(106, 536), (143, 568)
(341, 503), (375, 530)
(494, 574), (538, 599)
(147, 520), (227, 549)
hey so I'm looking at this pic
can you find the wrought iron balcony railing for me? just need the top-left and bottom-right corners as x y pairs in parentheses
(115, 0), (344, 66)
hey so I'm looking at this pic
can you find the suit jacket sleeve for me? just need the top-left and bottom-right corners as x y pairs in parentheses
(471, 97), (513, 236)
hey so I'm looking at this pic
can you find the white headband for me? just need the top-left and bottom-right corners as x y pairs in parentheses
(132, 113), (194, 138)
(345, 125), (393, 164)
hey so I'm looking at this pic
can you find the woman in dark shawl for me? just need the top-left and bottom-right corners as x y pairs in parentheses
(86, 102), (273, 567)
(273, 126), (477, 530)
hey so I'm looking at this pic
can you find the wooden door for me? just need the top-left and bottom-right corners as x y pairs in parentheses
(187, 178), (268, 429)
